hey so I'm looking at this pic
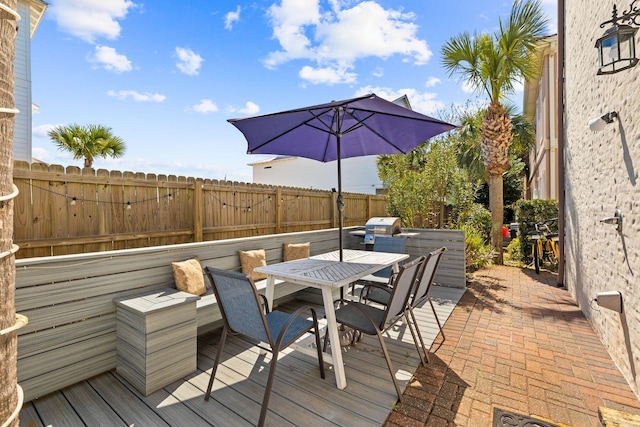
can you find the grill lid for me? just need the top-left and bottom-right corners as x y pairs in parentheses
(364, 217), (401, 244)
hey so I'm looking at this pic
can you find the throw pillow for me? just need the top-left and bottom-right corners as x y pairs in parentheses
(171, 257), (207, 296)
(283, 242), (310, 261)
(239, 249), (268, 281)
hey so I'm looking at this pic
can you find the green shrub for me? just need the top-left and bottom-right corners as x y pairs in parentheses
(506, 237), (523, 262)
(462, 224), (494, 272)
(457, 203), (491, 242)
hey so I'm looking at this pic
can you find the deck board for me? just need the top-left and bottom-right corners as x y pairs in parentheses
(20, 285), (464, 427)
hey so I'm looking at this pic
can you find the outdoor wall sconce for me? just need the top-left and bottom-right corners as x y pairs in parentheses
(600, 209), (623, 232)
(596, 2), (640, 75)
(588, 111), (618, 131)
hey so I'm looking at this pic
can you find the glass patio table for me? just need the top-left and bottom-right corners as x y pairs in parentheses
(255, 249), (409, 390)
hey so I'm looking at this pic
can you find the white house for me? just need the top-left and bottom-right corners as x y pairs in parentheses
(523, 34), (559, 200)
(250, 155), (382, 194)
(14, 0), (47, 162)
(249, 95), (413, 195)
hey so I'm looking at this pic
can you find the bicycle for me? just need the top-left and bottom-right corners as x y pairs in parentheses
(527, 218), (559, 274)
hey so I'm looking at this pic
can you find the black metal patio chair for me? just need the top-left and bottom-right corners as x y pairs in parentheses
(204, 267), (325, 427)
(361, 247), (447, 365)
(329, 256), (424, 402)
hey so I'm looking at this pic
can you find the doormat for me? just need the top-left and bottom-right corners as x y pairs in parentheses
(493, 408), (561, 427)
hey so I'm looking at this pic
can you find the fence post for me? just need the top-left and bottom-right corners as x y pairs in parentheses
(194, 179), (203, 242)
(275, 187), (282, 234)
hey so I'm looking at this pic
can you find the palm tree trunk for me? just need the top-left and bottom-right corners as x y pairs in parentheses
(0, 1), (19, 426)
(482, 102), (511, 266)
(489, 173), (504, 264)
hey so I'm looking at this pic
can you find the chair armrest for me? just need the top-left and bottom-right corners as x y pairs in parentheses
(259, 294), (271, 314)
(361, 282), (392, 302)
(274, 305), (319, 350)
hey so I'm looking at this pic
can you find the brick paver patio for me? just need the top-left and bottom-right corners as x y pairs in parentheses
(384, 265), (640, 427)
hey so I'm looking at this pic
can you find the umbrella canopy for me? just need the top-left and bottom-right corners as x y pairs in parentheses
(228, 93), (457, 260)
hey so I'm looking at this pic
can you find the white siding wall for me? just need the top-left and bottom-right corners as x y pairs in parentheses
(252, 156), (382, 194)
(14, 1), (31, 162)
(528, 40), (558, 200)
(565, 1), (640, 397)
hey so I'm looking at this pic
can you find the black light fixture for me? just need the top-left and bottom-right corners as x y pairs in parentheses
(596, 2), (640, 75)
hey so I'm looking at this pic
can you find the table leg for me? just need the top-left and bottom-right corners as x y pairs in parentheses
(321, 286), (347, 390)
(391, 261), (400, 274)
(265, 275), (275, 311)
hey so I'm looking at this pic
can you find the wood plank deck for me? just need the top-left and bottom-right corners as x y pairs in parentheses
(19, 286), (465, 427)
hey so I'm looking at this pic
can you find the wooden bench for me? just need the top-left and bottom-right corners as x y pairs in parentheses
(15, 228), (344, 402)
(15, 227), (465, 402)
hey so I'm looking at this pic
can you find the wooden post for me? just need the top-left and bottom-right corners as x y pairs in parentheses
(193, 179), (203, 242)
(367, 195), (372, 220)
(275, 187), (282, 234)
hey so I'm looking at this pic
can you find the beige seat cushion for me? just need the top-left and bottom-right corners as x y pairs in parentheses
(283, 242), (310, 261)
(239, 249), (267, 281)
(172, 258), (207, 296)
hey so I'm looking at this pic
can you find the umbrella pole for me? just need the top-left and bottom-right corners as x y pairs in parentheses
(337, 146), (344, 263)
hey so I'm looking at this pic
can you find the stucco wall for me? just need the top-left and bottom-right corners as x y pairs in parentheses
(565, 1), (640, 397)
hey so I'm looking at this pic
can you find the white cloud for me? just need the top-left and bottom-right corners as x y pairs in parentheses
(265, 1), (431, 85)
(90, 45), (132, 73)
(225, 6), (241, 30)
(190, 99), (219, 114)
(107, 90), (166, 102)
(355, 85), (444, 116)
(49, 0), (136, 43)
(425, 77), (441, 88)
(461, 80), (477, 94)
(372, 67), (384, 78)
(32, 124), (59, 138)
(299, 64), (356, 85)
(175, 47), (204, 75)
(227, 101), (260, 116)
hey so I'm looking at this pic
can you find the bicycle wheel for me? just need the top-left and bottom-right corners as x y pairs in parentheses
(533, 241), (540, 274)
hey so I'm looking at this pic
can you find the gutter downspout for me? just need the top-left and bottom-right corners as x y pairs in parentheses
(557, 0), (565, 287)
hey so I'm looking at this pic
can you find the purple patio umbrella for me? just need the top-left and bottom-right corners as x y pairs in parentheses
(228, 93), (457, 261)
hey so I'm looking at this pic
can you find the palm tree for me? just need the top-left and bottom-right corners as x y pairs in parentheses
(1, 1), (20, 425)
(442, 0), (548, 263)
(455, 107), (486, 183)
(48, 124), (126, 168)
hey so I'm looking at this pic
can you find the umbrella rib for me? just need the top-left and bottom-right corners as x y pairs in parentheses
(247, 107), (335, 153)
(342, 110), (407, 152)
(308, 108), (340, 162)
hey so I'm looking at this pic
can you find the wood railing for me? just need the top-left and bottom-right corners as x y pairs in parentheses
(12, 161), (387, 258)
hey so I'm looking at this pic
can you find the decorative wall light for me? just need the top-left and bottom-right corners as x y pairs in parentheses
(588, 111), (618, 131)
(600, 209), (623, 232)
(596, 2), (640, 74)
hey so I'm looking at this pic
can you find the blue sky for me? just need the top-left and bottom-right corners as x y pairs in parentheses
(31, 0), (557, 182)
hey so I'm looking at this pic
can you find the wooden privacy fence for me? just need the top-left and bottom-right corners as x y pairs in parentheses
(12, 161), (388, 258)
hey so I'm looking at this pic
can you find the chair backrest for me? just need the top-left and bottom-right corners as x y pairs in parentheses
(205, 267), (270, 344)
(372, 236), (407, 278)
(373, 235), (406, 253)
(381, 256), (425, 327)
(412, 247), (447, 305)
